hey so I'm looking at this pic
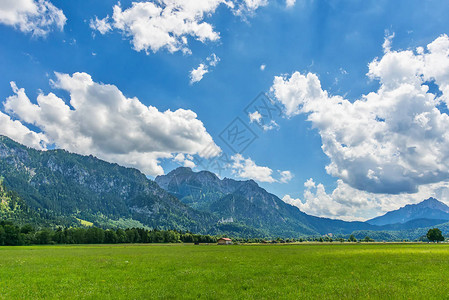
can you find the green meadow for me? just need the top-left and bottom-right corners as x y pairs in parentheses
(1, 243), (449, 299)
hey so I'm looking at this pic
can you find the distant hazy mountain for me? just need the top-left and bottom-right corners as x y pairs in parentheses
(366, 198), (449, 226)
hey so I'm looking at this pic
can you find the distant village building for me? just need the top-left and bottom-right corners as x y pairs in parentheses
(218, 217), (234, 224)
(217, 238), (232, 245)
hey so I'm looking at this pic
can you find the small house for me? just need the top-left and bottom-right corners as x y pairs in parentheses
(217, 238), (232, 245)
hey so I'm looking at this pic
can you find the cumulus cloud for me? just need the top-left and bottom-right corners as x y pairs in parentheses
(230, 154), (291, 183)
(283, 179), (375, 221)
(3, 72), (220, 176)
(0, 0), (66, 36)
(190, 53), (220, 83)
(272, 34), (449, 194)
(91, 0), (269, 54)
(0, 111), (47, 150)
(90, 0), (231, 54)
(283, 179), (449, 221)
(231, 154), (276, 182)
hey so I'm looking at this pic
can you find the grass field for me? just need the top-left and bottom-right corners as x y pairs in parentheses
(1, 243), (449, 299)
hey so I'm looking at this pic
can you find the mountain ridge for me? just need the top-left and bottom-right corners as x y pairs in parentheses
(367, 197), (449, 226)
(0, 135), (214, 232)
(156, 167), (381, 236)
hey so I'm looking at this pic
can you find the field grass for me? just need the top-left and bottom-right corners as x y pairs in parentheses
(1, 243), (449, 299)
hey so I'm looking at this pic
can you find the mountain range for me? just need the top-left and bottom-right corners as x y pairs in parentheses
(155, 167), (377, 236)
(2, 135), (449, 239)
(0, 135), (212, 231)
(367, 198), (449, 226)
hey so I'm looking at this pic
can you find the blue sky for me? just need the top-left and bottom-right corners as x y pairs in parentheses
(1, 0), (449, 220)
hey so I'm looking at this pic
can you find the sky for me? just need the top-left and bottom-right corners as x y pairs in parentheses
(1, 0), (449, 221)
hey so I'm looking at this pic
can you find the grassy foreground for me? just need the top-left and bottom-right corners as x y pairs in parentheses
(1, 243), (449, 299)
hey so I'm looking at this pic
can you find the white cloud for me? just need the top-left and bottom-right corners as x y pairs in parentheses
(89, 16), (112, 35)
(249, 110), (279, 131)
(283, 179), (378, 221)
(207, 53), (220, 66)
(249, 111), (262, 123)
(190, 53), (220, 83)
(91, 0), (269, 54)
(3, 72), (220, 176)
(279, 170), (293, 183)
(303, 178), (315, 189)
(282, 195), (302, 207)
(0, 111), (47, 150)
(283, 179), (449, 221)
(190, 64), (209, 84)
(174, 153), (196, 168)
(286, 0), (296, 8)
(260, 64), (266, 71)
(0, 0), (66, 36)
(91, 0), (230, 54)
(230, 154), (291, 183)
(231, 154), (276, 183)
(271, 34), (449, 194)
(261, 120), (279, 131)
(233, 0), (268, 16)
(382, 31), (395, 53)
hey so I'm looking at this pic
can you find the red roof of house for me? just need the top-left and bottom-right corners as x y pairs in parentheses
(219, 238), (232, 241)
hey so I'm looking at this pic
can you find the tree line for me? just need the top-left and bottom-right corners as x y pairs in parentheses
(1, 220), (445, 246)
(0, 221), (217, 246)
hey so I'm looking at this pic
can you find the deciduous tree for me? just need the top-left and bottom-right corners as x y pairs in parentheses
(427, 228), (444, 242)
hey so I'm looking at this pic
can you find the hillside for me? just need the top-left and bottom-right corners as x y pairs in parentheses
(0, 178), (55, 227)
(0, 136), (213, 232)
